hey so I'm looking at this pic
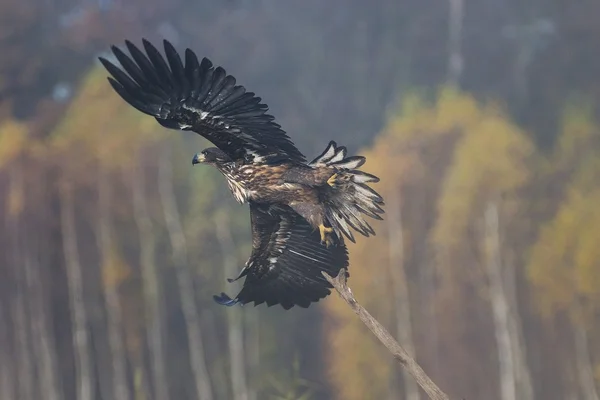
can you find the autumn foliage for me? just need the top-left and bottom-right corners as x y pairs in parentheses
(1, 1), (600, 400)
(323, 90), (600, 400)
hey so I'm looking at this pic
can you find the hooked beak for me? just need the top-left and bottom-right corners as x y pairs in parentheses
(192, 153), (206, 165)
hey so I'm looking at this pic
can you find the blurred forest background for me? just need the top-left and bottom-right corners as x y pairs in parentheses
(1, 0), (600, 399)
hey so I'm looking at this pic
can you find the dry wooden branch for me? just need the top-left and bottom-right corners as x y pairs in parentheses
(322, 269), (451, 400)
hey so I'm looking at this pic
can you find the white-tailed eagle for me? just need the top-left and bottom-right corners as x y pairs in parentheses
(99, 39), (384, 309)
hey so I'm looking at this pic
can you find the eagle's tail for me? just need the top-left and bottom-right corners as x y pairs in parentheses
(309, 141), (384, 243)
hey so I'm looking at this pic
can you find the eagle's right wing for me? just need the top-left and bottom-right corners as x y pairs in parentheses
(99, 39), (306, 164)
(214, 203), (348, 310)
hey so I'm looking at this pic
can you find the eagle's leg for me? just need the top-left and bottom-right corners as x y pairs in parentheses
(319, 224), (334, 247)
(327, 172), (352, 188)
(289, 201), (335, 247)
(327, 173), (338, 187)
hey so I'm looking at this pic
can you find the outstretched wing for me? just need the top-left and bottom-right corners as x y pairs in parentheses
(214, 203), (348, 310)
(99, 39), (305, 164)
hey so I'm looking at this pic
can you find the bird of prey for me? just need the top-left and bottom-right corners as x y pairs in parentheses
(99, 39), (384, 309)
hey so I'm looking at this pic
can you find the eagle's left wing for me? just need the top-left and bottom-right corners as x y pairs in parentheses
(214, 203), (348, 310)
(99, 39), (305, 164)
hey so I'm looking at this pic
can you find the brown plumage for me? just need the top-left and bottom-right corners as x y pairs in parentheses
(100, 39), (384, 309)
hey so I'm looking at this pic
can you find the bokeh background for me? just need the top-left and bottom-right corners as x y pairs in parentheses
(1, 1), (600, 399)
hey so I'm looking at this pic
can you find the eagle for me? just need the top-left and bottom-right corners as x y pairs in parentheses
(99, 39), (384, 309)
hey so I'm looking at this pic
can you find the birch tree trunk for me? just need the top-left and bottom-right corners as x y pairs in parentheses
(7, 164), (37, 400)
(13, 269), (36, 400)
(97, 166), (130, 400)
(24, 251), (62, 400)
(0, 307), (16, 400)
(157, 146), (214, 400)
(573, 322), (599, 400)
(131, 347), (151, 400)
(216, 213), (249, 400)
(503, 252), (534, 400)
(131, 159), (169, 400)
(2, 169), (19, 400)
(244, 308), (259, 400)
(59, 182), (95, 400)
(91, 316), (115, 400)
(484, 202), (535, 400)
(447, 0), (464, 86)
(21, 171), (62, 400)
(484, 202), (517, 400)
(387, 192), (420, 400)
(8, 166), (36, 400)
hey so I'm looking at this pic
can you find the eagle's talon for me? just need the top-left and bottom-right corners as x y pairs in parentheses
(319, 224), (334, 247)
(327, 173), (338, 187)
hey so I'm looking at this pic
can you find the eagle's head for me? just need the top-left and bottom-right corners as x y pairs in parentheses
(192, 147), (232, 166)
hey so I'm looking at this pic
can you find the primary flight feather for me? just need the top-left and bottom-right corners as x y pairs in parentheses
(100, 39), (384, 309)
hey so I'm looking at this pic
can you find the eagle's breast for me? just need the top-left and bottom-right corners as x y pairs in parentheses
(221, 163), (299, 204)
(222, 165), (253, 203)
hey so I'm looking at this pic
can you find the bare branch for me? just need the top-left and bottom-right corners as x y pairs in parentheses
(322, 269), (451, 400)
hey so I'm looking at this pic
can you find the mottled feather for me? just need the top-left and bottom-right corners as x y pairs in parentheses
(214, 204), (349, 309)
(100, 40), (385, 310)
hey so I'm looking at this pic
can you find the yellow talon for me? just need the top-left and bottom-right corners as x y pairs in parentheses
(319, 224), (334, 247)
(327, 173), (338, 187)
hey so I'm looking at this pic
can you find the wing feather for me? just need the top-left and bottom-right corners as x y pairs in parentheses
(125, 40), (163, 88)
(111, 46), (147, 87)
(163, 40), (186, 86)
(100, 39), (305, 163)
(212, 86), (247, 112)
(142, 39), (174, 88)
(214, 204), (348, 310)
